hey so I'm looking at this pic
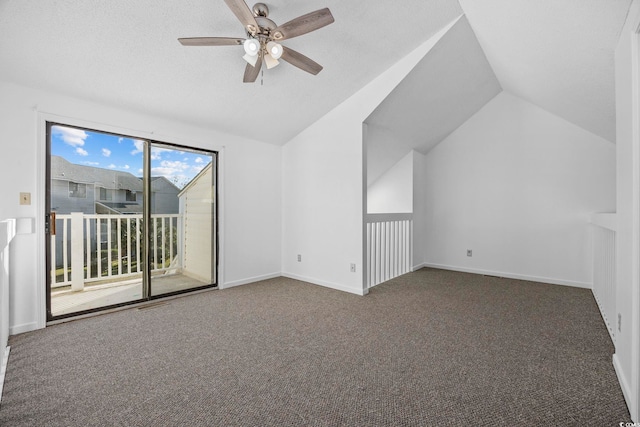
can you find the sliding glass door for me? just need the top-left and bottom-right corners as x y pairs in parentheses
(46, 123), (217, 320)
(149, 144), (216, 297)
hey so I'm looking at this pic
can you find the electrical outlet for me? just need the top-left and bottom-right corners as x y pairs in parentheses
(618, 313), (622, 332)
(467, 249), (472, 257)
(350, 263), (356, 273)
(297, 254), (301, 262)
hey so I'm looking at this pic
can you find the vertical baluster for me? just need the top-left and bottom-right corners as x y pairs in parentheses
(117, 217), (122, 276)
(85, 217), (91, 280)
(107, 217), (112, 277)
(136, 216), (141, 273)
(398, 220), (407, 274)
(366, 222), (371, 288)
(385, 221), (390, 282)
(97, 218), (102, 278)
(62, 218), (69, 284)
(153, 217), (158, 271)
(51, 232), (57, 286)
(161, 217), (166, 269)
(127, 217), (133, 274)
(376, 222), (381, 286)
(169, 216), (174, 266)
(409, 220), (413, 272)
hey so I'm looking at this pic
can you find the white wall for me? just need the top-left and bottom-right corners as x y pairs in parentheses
(413, 151), (427, 270)
(422, 91), (615, 287)
(614, 0), (640, 420)
(281, 19), (460, 295)
(367, 150), (414, 213)
(0, 80), (281, 334)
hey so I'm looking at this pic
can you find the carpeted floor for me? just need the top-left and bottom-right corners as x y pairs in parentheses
(0, 268), (632, 426)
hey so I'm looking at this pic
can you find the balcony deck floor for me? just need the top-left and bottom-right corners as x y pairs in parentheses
(51, 273), (211, 317)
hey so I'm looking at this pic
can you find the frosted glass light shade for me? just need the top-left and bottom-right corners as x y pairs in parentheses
(243, 53), (259, 67)
(266, 41), (283, 60)
(243, 38), (260, 56)
(264, 54), (279, 69)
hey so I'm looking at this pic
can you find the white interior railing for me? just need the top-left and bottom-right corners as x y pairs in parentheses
(366, 213), (413, 288)
(591, 213), (617, 343)
(51, 213), (181, 290)
(0, 218), (16, 403)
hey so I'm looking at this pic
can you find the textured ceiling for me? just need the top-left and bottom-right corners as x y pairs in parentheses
(0, 0), (463, 144)
(458, 0), (633, 143)
(0, 1), (631, 146)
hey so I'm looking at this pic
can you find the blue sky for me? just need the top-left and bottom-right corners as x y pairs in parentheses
(51, 125), (211, 188)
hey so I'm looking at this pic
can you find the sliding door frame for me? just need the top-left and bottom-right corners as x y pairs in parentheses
(37, 113), (223, 325)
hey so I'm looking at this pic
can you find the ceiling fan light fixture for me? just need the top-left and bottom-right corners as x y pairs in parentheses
(243, 38), (260, 56)
(264, 54), (280, 69)
(243, 53), (259, 67)
(266, 41), (283, 59)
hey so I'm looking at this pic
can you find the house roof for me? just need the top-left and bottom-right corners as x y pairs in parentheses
(51, 155), (143, 192)
(0, 1), (632, 145)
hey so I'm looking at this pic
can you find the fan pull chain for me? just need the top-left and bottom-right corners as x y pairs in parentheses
(261, 68), (264, 86)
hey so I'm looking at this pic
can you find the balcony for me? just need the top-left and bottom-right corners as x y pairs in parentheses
(50, 213), (209, 316)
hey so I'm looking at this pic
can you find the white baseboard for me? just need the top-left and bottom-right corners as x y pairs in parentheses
(412, 262), (427, 272)
(613, 353), (637, 421)
(9, 322), (39, 335)
(421, 262), (591, 289)
(0, 346), (10, 404)
(281, 272), (367, 296)
(221, 272), (282, 290)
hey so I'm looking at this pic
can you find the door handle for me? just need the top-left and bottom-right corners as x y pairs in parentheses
(49, 212), (56, 235)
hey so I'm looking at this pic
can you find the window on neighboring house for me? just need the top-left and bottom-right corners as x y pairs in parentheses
(126, 190), (136, 202)
(69, 182), (86, 198)
(99, 187), (113, 201)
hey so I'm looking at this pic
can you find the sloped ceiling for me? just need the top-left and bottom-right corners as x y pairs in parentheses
(366, 0), (631, 183)
(458, 0), (633, 143)
(0, 0), (463, 144)
(366, 15), (501, 159)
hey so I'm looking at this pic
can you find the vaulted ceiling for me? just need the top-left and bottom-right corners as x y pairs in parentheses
(0, 0), (462, 144)
(0, 0), (633, 147)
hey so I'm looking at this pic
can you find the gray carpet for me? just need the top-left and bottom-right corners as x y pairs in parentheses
(0, 268), (631, 426)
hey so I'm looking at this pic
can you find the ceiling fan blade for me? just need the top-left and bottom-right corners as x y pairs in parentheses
(281, 46), (323, 75)
(224, 0), (259, 35)
(271, 8), (334, 41)
(243, 53), (262, 83)
(178, 37), (244, 46)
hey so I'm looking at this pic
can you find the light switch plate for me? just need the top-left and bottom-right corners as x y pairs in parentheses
(19, 192), (31, 205)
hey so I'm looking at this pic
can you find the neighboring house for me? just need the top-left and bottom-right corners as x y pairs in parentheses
(178, 162), (214, 283)
(150, 176), (182, 214)
(50, 155), (179, 215)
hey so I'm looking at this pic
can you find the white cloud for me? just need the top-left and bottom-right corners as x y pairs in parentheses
(107, 164), (117, 169)
(194, 157), (204, 164)
(191, 165), (205, 173)
(52, 126), (88, 147)
(151, 160), (190, 178)
(102, 148), (111, 157)
(76, 147), (88, 156)
(118, 137), (124, 144)
(130, 139), (145, 155)
(151, 147), (172, 160)
(123, 164), (130, 170)
(82, 161), (100, 166)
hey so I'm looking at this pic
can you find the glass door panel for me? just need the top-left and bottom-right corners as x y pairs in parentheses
(149, 144), (216, 297)
(47, 124), (145, 318)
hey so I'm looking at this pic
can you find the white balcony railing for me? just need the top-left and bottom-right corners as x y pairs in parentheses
(366, 213), (413, 288)
(51, 213), (181, 290)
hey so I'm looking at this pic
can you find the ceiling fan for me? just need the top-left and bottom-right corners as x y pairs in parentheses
(179, 0), (335, 83)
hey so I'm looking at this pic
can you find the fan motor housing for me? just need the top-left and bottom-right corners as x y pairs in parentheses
(252, 3), (269, 17)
